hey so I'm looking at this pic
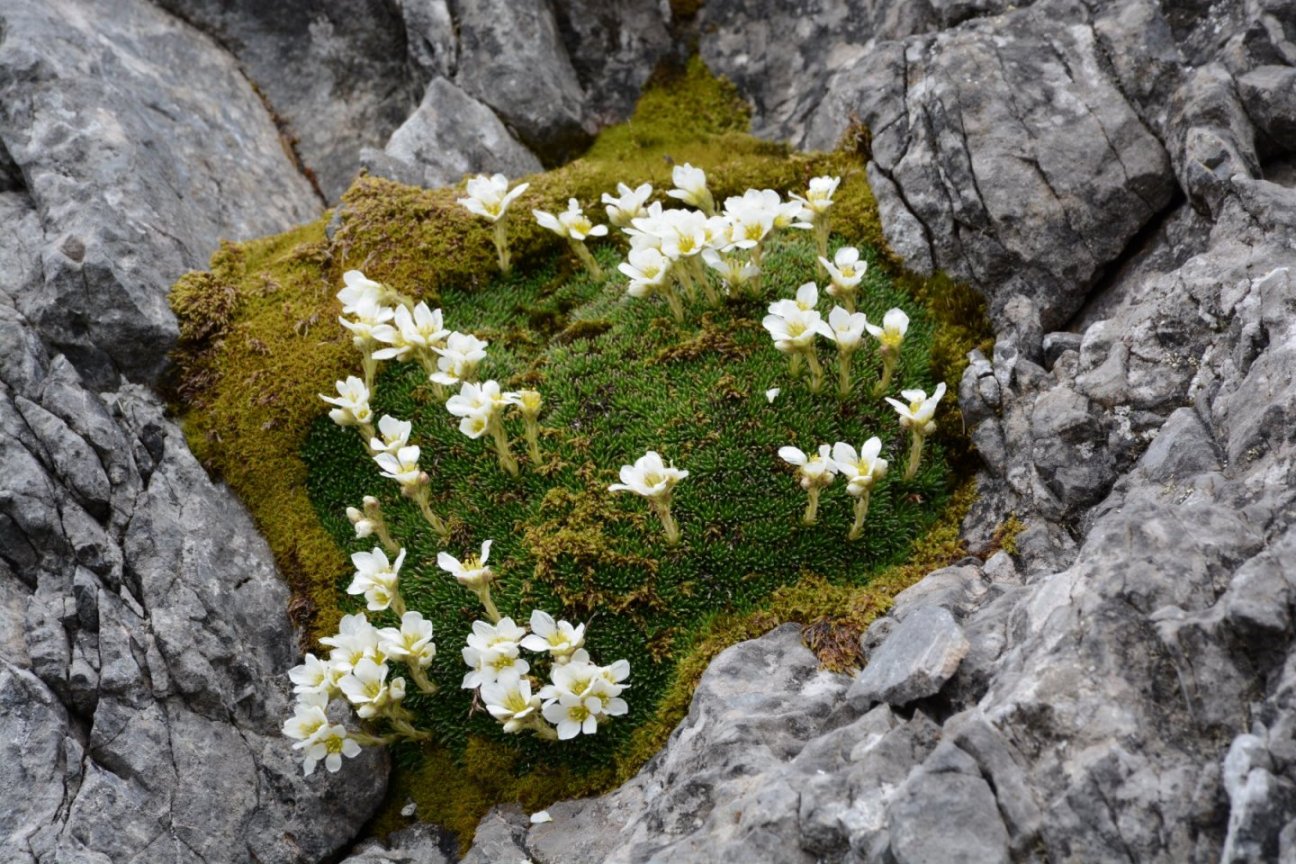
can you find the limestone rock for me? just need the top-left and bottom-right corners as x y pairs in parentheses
(361, 78), (542, 190)
(848, 606), (970, 709)
(155, 0), (421, 201)
(0, 0), (321, 387)
(0, 168), (384, 864)
(453, 0), (590, 165)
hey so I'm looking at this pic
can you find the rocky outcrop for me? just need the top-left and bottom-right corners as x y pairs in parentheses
(449, 1), (1296, 861)
(0, 0), (322, 388)
(153, 0), (420, 202)
(0, 0), (389, 858)
(359, 78), (543, 191)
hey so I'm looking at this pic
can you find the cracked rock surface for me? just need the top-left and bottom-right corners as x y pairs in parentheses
(0, 0), (393, 859)
(448, 1), (1296, 862)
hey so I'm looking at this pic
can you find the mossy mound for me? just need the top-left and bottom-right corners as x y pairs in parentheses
(169, 58), (992, 846)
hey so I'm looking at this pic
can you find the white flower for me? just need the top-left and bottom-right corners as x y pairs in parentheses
(658, 208), (708, 260)
(378, 611), (437, 668)
(303, 722), (362, 775)
(820, 247), (867, 297)
(320, 613), (384, 673)
(765, 387), (780, 403)
(520, 609), (586, 660)
(865, 307), (910, 351)
(339, 297), (396, 347)
(762, 302), (831, 353)
(598, 658), (631, 691)
(481, 670), (543, 733)
(320, 376), (373, 428)
(779, 445), (837, 490)
(288, 653), (338, 697)
(832, 438), (889, 496)
(372, 302), (448, 360)
(446, 380), (518, 433)
(458, 173), (529, 223)
(540, 658), (600, 700)
(346, 505), (375, 538)
(608, 450), (688, 500)
(369, 415), (412, 455)
(885, 383), (947, 435)
(793, 282), (820, 311)
(374, 445), (423, 489)
(721, 190), (776, 248)
(701, 247), (759, 291)
(462, 625), (530, 689)
(337, 270), (386, 314)
(602, 182), (653, 228)
(437, 540), (494, 589)
(666, 163), (711, 210)
(619, 247), (672, 297)
(467, 617), (527, 653)
(534, 199), (608, 242)
(339, 657), (405, 719)
(542, 692), (604, 739)
(791, 175), (841, 217)
(826, 306), (869, 351)
(430, 331), (489, 386)
(282, 698), (329, 747)
(347, 547), (406, 612)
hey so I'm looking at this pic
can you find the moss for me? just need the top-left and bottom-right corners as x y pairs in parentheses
(169, 56), (993, 848)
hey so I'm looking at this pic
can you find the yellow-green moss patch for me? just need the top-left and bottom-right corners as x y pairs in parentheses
(170, 57), (992, 849)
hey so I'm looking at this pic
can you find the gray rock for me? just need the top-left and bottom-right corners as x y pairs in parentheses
(553, 0), (675, 127)
(0, 0), (321, 387)
(361, 78), (542, 190)
(459, 806), (530, 864)
(340, 823), (452, 864)
(805, 0), (1176, 330)
(155, 0), (420, 201)
(888, 769), (1010, 864)
(395, 0), (457, 84)
(453, 0), (590, 164)
(849, 606), (970, 709)
(1238, 65), (1296, 152)
(0, 184), (384, 860)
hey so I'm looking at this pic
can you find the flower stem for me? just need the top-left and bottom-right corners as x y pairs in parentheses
(805, 350), (825, 393)
(802, 486), (821, 525)
(476, 586), (501, 623)
(840, 291), (856, 314)
(374, 521), (401, 557)
(873, 351), (896, 397)
(530, 716), (559, 740)
(408, 663), (438, 695)
(847, 491), (872, 541)
(675, 262), (698, 302)
(814, 217), (830, 262)
(663, 285), (686, 323)
(493, 218), (511, 274)
(789, 352), (803, 378)
(362, 357), (376, 391)
(570, 239), (603, 279)
(415, 489), (450, 542)
(389, 719), (433, 742)
(837, 350), (854, 398)
(654, 500), (681, 545)
(489, 417), (519, 476)
(905, 432), (926, 481)
(524, 418), (543, 465)
(692, 257), (719, 306)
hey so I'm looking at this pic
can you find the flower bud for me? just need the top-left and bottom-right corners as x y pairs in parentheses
(518, 389), (543, 418)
